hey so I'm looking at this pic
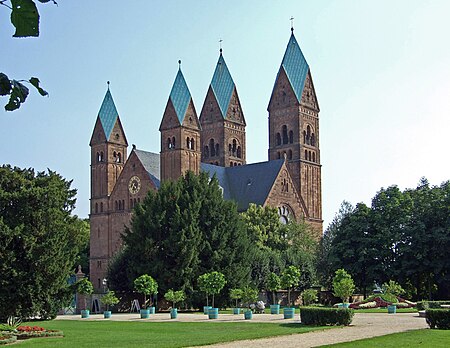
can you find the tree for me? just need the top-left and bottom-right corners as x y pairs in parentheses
(382, 280), (405, 298)
(266, 272), (281, 305)
(101, 290), (119, 311)
(302, 289), (318, 306)
(229, 289), (243, 308)
(332, 269), (355, 304)
(198, 271), (226, 308)
(76, 278), (93, 311)
(280, 266), (301, 307)
(241, 286), (259, 311)
(109, 171), (252, 308)
(164, 289), (185, 309)
(1, 0), (55, 110)
(133, 275), (158, 309)
(0, 165), (84, 320)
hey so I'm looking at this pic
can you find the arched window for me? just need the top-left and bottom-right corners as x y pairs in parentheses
(289, 130), (293, 144)
(228, 144), (232, 155)
(95, 203), (98, 213)
(306, 125), (311, 145)
(238, 163), (241, 166)
(303, 131), (307, 144)
(134, 198), (137, 206)
(230, 161), (233, 167)
(308, 151), (312, 161)
(118, 200), (122, 210)
(288, 149), (292, 160)
(276, 133), (281, 146)
(122, 200), (125, 210)
(311, 133), (316, 147)
(209, 139), (215, 156)
(100, 152), (104, 162)
(305, 150), (308, 160)
(117, 152), (121, 163)
(237, 146), (242, 158)
(113, 151), (117, 161)
(191, 138), (195, 150)
(232, 139), (237, 156)
(312, 152), (316, 162)
(215, 143), (219, 156)
(204, 145), (209, 158)
(115, 201), (118, 211)
(167, 138), (172, 149)
(172, 137), (176, 148)
(96, 152), (100, 163)
(282, 125), (288, 144)
(137, 198), (140, 203)
(186, 137), (190, 149)
(100, 202), (103, 212)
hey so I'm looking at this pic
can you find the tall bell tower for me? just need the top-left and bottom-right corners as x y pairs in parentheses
(89, 84), (128, 288)
(268, 28), (322, 231)
(199, 49), (246, 167)
(160, 62), (201, 182)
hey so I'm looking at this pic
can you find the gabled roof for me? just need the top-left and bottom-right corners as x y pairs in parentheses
(134, 149), (160, 188)
(210, 53), (235, 118)
(201, 159), (285, 211)
(98, 89), (120, 140)
(274, 32), (309, 103)
(169, 68), (192, 125)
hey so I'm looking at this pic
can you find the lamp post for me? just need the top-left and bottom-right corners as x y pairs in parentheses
(102, 278), (108, 294)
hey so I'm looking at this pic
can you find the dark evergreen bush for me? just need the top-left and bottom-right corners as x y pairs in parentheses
(417, 301), (450, 310)
(300, 307), (354, 326)
(425, 309), (450, 329)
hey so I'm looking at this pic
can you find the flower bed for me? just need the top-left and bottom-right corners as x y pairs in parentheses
(0, 334), (17, 345)
(15, 326), (63, 339)
(349, 295), (416, 309)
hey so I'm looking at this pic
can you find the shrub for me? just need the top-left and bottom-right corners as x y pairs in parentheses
(417, 301), (450, 311)
(302, 289), (318, 306)
(382, 280), (405, 297)
(425, 309), (450, 329)
(300, 307), (354, 326)
(134, 274), (158, 308)
(0, 334), (16, 345)
(332, 269), (355, 303)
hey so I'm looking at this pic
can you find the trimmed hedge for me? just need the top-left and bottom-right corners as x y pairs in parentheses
(417, 301), (450, 310)
(425, 309), (450, 329)
(300, 307), (354, 326)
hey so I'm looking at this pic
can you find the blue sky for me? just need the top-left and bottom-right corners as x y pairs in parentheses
(1, 0), (449, 228)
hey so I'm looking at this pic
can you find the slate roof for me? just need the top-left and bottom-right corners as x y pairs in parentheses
(211, 53), (235, 118)
(274, 32), (309, 103)
(98, 89), (120, 140)
(169, 68), (192, 125)
(134, 149), (161, 188)
(201, 159), (285, 211)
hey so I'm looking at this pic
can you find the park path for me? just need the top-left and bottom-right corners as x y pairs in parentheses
(191, 313), (428, 348)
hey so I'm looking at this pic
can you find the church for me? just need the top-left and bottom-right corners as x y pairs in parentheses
(89, 29), (322, 291)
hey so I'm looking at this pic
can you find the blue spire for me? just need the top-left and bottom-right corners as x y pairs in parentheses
(211, 52), (235, 118)
(280, 32), (309, 103)
(169, 65), (192, 124)
(98, 88), (119, 140)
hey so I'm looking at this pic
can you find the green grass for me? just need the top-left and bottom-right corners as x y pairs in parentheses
(320, 329), (450, 347)
(17, 320), (328, 347)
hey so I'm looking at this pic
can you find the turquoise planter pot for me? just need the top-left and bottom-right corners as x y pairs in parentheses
(203, 306), (212, 315)
(337, 304), (344, 308)
(81, 310), (90, 318)
(149, 306), (156, 314)
(208, 308), (219, 319)
(232, 308), (241, 315)
(170, 308), (178, 319)
(244, 310), (253, 320)
(270, 304), (280, 314)
(140, 309), (150, 319)
(388, 305), (397, 314)
(283, 307), (295, 319)
(103, 311), (111, 318)
(342, 303), (350, 309)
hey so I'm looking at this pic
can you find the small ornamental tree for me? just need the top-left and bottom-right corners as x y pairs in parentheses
(302, 289), (318, 306)
(76, 278), (93, 311)
(266, 272), (281, 305)
(281, 266), (301, 307)
(101, 290), (119, 311)
(230, 288), (243, 308)
(134, 274), (158, 309)
(382, 280), (405, 299)
(332, 269), (355, 304)
(164, 289), (185, 309)
(198, 272), (226, 308)
(241, 286), (259, 311)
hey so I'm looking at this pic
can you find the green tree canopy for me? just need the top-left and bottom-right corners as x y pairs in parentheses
(281, 266), (301, 307)
(0, 165), (84, 320)
(133, 274), (158, 308)
(332, 269), (355, 303)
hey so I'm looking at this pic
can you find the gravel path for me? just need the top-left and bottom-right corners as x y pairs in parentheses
(56, 312), (428, 347)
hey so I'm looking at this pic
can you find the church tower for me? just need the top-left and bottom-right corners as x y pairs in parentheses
(160, 62), (201, 182)
(89, 85), (128, 288)
(199, 49), (246, 167)
(268, 29), (322, 230)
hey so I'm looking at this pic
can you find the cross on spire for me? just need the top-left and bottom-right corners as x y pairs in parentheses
(219, 38), (223, 54)
(290, 16), (294, 32)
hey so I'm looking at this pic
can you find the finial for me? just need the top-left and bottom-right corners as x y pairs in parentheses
(178, 60), (181, 69)
(219, 38), (223, 54)
(107, 81), (110, 90)
(290, 16), (294, 32)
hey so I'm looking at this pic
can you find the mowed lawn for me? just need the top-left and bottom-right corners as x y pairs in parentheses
(18, 320), (328, 347)
(321, 329), (450, 347)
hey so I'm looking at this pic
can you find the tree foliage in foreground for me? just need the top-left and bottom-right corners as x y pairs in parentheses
(108, 171), (253, 308)
(319, 178), (450, 300)
(0, 165), (85, 319)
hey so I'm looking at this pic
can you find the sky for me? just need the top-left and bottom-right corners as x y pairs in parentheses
(1, 0), (449, 228)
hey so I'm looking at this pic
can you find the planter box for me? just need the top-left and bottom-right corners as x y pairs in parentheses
(208, 308), (219, 319)
(140, 309), (150, 319)
(283, 307), (295, 319)
(244, 310), (253, 320)
(270, 304), (280, 315)
(232, 308), (241, 315)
